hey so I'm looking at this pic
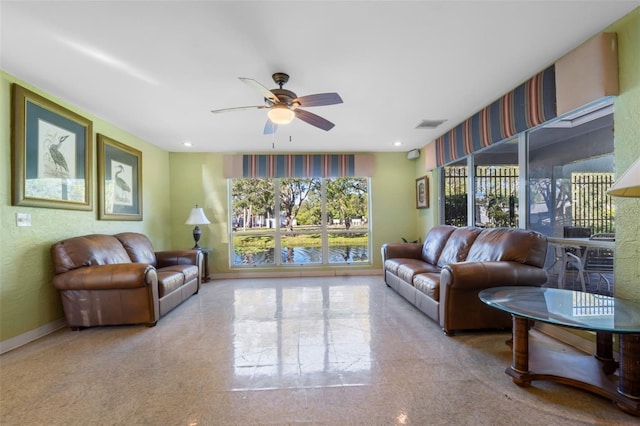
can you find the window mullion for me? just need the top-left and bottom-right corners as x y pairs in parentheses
(321, 178), (328, 264)
(274, 179), (282, 266)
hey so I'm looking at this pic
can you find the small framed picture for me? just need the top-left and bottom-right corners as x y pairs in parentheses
(11, 84), (93, 210)
(97, 134), (142, 220)
(416, 175), (429, 209)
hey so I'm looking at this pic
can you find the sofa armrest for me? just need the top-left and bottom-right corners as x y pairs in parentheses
(381, 243), (423, 262)
(155, 250), (201, 268)
(438, 261), (547, 334)
(52, 264), (157, 291)
(441, 261), (548, 290)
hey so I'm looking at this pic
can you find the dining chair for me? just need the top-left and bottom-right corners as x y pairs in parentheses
(560, 233), (615, 293)
(583, 233), (615, 293)
(557, 226), (591, 292)
(559, 251), (587, 292)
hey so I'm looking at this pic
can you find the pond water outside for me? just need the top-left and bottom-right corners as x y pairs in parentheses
(233, 245), (369, 265)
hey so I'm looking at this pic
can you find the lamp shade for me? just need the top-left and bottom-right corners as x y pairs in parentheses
(267, 104), (295, 124)
(607, 156), (640, 198)
(185, 205), (211, 225)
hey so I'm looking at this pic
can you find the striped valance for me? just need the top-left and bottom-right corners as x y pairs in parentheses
(223, 154), (374, 178)
(435, 66), (557, 166)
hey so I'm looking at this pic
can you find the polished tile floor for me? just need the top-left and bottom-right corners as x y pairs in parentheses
(0, 276), (635, 425)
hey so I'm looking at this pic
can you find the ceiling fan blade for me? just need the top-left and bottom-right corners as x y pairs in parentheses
(211, 105), (265, 114)
(294, 93), (343, 107)
(295, 109), (335, 131)
(264, 120), (278, 135)
(239, 77), (279, 103)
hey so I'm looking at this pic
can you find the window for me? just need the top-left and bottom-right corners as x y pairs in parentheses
(474, 139), (519, 228)
(442, 146), (520, 228)
(441, 102), (614, 235)
(230, 177), (370, 267)
(527, 102), (614, 236)
(438, 99), (615, 294)
(443, 162), (468, 227)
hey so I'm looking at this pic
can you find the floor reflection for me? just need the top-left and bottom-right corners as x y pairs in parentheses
(2, 276), (633, 424)
(233, 284), (371, 389)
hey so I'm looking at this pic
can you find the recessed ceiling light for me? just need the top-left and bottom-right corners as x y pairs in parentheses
(393, 141), (402, 146)
(183, 141), (193, 147)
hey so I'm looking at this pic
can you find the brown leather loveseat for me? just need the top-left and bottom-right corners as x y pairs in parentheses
(381, 225), (548, 335)
(51, 232), (203, 329)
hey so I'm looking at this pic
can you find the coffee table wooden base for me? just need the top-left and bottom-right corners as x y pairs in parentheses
(507, 315), (640, 417)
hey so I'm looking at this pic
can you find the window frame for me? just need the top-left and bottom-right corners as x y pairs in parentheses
(228, 176), (372, 268)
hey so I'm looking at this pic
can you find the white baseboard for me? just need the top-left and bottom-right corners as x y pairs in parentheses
(0, 318), (67, 355)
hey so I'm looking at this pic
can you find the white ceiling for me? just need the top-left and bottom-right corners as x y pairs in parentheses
(1, 1), (638, 154)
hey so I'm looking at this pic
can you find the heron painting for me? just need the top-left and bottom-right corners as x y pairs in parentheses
(39, 122), (76, 179)
(14, 84), (92, 209)
(111, 161), (132, 205)
(48, 135), (69, 174)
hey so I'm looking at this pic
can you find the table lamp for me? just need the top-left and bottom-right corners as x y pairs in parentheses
(607, 156), (640, 197)
(185, 205), (210, 249)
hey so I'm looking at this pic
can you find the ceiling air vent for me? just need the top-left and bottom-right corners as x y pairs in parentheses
(415, 119), (446, 129)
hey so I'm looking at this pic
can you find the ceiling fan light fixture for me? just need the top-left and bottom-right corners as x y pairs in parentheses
(268, 104), (295, 124)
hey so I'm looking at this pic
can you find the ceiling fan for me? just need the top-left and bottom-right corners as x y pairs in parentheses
(211, 73), (343, 134)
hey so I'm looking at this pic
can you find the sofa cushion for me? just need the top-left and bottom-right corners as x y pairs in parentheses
(157, 264), (199, 298)
(384, 258), (404, 275)
(421, 225), (456, 265)
(161, 264), (199, 283)
(413, 273), (440, 301)
(436, 227), (482, 268)
(115, 233), (157, 266)
(466, 227), (548, 267)
(385, 258), (430, 275)
(157, 270), (185, 298)
(51, 234), (132, 274)
(396, 260), (440, 282)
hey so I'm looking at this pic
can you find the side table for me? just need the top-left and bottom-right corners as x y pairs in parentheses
(479, 286), (640, 417)
(199, 248), (212, 282)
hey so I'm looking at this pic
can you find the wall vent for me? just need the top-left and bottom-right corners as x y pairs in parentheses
(415, 119), (446, 129)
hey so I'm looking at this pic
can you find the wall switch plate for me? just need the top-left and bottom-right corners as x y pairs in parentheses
(16, 213), (31, 227)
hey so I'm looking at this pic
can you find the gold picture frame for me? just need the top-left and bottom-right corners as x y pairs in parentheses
(11, 84), (93, 210)
(97, 134), (143, 220)
(416, 175), (429, 209)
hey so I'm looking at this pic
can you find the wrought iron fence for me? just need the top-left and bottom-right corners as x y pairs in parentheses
(475, 166), (519, 227)
(444, 166), (519, 227)
(443, 166), (468, 226)
(571, 173), (615, 234)
(443, 169), (614, 233)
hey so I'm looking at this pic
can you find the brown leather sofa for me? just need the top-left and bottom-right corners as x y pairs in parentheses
(381, 225), (548, 335)
(50, 232), (203, 329)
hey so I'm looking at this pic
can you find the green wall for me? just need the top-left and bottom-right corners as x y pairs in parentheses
(168, 152), (419, 274)
(607, 8), (640, 302)
(0, 72), (172, 343)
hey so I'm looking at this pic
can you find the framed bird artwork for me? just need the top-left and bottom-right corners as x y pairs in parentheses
(11, 84), (93, 210)
(97, 134), (142, 220)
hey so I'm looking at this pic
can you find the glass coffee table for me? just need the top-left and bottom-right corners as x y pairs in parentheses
(479, 286), (640, 417)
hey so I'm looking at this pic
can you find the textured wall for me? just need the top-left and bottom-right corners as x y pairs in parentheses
(0, 72), (172, 342)
(608, 8), (640, 301)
